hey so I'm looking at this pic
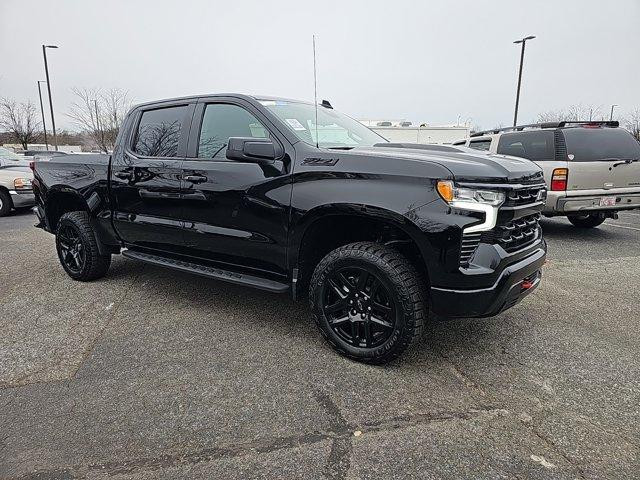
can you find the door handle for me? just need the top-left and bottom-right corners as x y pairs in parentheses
(184, 174), (208, 183)
(114, 171), (133, 180)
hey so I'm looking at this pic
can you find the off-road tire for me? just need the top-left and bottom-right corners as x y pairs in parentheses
(568, 213), (606, 228)
(56, 211), (111, 281)
(0, 190), (12, 217)
(309, 242), (426, 364)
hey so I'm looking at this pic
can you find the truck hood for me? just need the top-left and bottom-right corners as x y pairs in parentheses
(347, 144), (544, 185)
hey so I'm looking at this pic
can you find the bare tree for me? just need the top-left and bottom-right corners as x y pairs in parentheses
(536, 104), (605, 123)
(624, 108), (640, 141)
(67, 88), (132, 153)
(0, 98), (41, 149)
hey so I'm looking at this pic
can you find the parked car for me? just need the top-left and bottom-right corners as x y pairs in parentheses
(453, 121), (640, 227)
(0, 147), (35, 216)
(32, 94), (547, 363)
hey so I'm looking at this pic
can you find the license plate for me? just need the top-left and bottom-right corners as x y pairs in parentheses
(599, 196), (616, 207)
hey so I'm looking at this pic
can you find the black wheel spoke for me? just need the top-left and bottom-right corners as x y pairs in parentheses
(351, 321), (359, 345)
(357, 271), (370, 291)
(363, 321), (371, 347)
(370, 315), (393, 329)
(325, 298), (348, 314)
(328, 278), (348, 299)
(372, 301), (392, 315)
(329, 315), (350, 325)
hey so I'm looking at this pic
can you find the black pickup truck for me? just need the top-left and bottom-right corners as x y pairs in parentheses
(33, 94), (547, 363)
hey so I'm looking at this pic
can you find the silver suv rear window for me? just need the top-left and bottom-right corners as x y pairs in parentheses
(563, 127), (640, 162)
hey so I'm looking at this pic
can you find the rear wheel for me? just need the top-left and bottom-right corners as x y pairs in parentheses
(0, 190), (12, 217)
(56, 211), (111, 281)
(309, 242), (426, 364)
(568, 213), (606, 228)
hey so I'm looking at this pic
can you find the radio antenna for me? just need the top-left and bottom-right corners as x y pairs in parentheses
(313, 35), (319, 148)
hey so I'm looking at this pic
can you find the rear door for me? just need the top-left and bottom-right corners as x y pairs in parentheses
(111, 102), (195, 253)
(561, 127), (640, 192)
(179, 98), (292, 277)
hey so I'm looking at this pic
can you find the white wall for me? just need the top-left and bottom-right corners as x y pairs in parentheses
(371, 126), (470, 144)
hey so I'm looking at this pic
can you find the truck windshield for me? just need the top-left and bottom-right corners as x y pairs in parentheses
(260, 100), (385, 149)
(563, 127), (640, 162)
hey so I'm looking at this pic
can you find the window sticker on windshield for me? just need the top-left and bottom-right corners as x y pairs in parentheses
(286, 118), (306, 131)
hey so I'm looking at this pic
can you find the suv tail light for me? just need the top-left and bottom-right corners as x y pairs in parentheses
(551, 168), (568, 191)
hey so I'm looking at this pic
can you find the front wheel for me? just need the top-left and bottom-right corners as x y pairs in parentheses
(309, 242), (426, 364)
(568, 213), (606, 228)
(55, 211), (111, 281)
(0, 190), (12, 217)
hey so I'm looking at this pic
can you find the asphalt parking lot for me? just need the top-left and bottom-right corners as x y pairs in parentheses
(1, 210), (639, 479)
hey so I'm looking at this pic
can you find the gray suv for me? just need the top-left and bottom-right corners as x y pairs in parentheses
(453, 121), (640, 227)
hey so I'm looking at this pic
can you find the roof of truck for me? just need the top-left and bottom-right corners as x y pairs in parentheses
(132, 93), (314, 109)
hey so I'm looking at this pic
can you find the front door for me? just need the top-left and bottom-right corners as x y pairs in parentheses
(111, 103), (194, 253)
(180, 100), (292, 278)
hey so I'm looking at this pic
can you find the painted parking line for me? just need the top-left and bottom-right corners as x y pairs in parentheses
(603, 223), (640, 232)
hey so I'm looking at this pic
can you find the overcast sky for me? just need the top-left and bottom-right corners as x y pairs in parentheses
(1, 0), (638, 131)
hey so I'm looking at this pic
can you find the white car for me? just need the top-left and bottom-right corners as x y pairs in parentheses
(0, 146), (35, 216)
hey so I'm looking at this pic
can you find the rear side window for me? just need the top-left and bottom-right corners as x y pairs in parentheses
(468, 139), (491, 151)
(497, 131), (555, 160)
(198, 104), (268, 159)
(562, 127), (640, 162)
(133, 105), (188, 157)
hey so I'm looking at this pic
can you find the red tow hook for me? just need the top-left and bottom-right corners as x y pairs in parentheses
(521, 280), (534, 290)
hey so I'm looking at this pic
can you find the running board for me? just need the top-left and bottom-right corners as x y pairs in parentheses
(122, 249), (289, 293)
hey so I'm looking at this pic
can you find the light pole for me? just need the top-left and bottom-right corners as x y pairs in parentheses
(37, 81), (49, 150)
(610, 104), (618, 121)
(513, 35), (536, 127)
(42, 44), (59, 151)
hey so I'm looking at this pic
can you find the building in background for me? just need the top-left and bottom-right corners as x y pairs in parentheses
(360, 120), (470, 145)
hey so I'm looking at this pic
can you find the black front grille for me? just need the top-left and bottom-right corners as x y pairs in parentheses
(482, 213), (541, 252)
(503, 184), (546, 207)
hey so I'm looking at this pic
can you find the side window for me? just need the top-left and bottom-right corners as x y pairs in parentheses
(198, 104), (268, 159)
(468, 139), (491, 151)
(133, 105), (187, 157)
(497, 131), (555, 160)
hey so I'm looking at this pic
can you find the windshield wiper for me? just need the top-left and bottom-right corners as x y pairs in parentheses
(613, 158), (640, 167)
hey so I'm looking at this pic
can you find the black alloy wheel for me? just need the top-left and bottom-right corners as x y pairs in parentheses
(55, 211), (111, 281)
(310, 242), (426, 364)
(321, 266), (396, 349)
(57, 223), (86, 273)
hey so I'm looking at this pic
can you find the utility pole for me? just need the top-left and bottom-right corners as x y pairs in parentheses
(37, 81), (49, 150)
(513, 35), (536, 127)
(42, 44), (59, 151)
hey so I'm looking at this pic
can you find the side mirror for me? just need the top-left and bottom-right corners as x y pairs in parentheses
(226, 137), (279, 163)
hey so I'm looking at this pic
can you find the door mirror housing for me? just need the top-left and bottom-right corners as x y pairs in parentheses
(226, 137), (279, 163)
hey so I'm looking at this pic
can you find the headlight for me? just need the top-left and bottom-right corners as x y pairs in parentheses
(436, 180), (504, 234)
(436, 180), (505, 206)
(14, 178), (33, 190)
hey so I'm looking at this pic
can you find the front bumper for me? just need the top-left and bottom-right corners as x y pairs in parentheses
(430, 244), (546, 318)
(9, 190), (35, 208)
(545, 191), (640, 214)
